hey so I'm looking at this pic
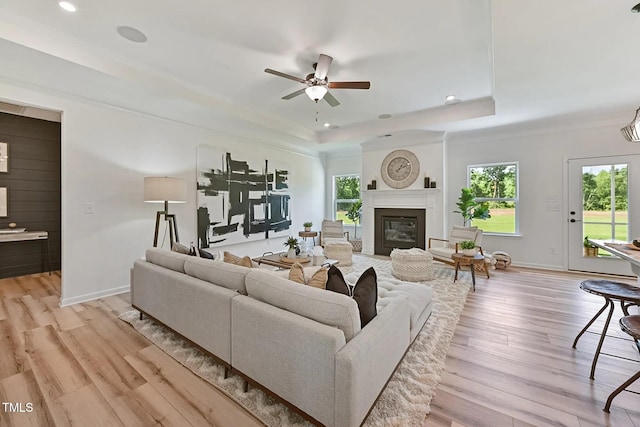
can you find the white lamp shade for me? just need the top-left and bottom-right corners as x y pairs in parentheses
(305, 85), (328, 101)
(144, 177), (187, 203)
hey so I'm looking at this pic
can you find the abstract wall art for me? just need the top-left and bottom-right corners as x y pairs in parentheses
(196, 145), (291, 248)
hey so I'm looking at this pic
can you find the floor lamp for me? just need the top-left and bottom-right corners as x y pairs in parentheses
(144, 176), (187, 248)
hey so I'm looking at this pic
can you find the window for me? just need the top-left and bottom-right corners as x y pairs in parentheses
(468, 162), (519, 234)
(334, 175), (361, 224)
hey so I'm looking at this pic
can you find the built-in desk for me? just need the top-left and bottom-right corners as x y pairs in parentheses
(0, 231), (51, 275)
(589, 239), (640, 282)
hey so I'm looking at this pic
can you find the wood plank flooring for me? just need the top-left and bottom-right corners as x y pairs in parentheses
(0, 272), (265, 427)
(0, 266), (638, 426)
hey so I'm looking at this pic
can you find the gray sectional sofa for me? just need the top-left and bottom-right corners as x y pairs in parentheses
(131, 248), (433, 427)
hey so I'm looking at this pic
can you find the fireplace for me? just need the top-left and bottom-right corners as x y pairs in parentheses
(374, 208), (426, 256)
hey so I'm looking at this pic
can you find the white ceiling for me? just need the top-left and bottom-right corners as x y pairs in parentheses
(1, 0), (640, 151)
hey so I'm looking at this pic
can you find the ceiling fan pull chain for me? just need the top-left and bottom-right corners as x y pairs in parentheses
(315, 107), (319, 122)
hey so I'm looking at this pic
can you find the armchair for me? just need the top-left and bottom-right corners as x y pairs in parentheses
(319, 219), (350, 246)
(428, 225), (484, 266)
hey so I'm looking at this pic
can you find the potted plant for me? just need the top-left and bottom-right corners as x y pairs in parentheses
(346, 199), (363, 252)
(584, 236), (598, 257)
(284, 236), (299, 258)
(459, 240), (477, 256)
(303, 221), (313, 232)
(454, 188), (491, 227)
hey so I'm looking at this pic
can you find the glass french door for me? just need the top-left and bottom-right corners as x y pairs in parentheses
(568, 155), (640, 275)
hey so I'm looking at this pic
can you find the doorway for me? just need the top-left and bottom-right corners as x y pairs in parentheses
(567, 155), (640, 275)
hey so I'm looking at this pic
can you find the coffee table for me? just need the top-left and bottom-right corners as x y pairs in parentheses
(452, 253), (489, 291)
(253, 252), (338, 269)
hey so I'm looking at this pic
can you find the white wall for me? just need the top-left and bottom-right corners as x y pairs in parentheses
(361, 135), (446, 239)
(446, 115), (640, 269)
(0, 80), (324, 306)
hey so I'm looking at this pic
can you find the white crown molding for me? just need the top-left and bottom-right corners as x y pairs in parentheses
(446, 106), (635, 145)
(317, 97), (495, 145)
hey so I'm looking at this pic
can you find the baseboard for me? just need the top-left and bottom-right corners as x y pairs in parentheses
(510, 261), (565, 271)
(60, 284), (130, 307)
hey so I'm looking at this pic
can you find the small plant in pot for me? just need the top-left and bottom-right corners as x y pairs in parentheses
(583, 236), (598, 257)
(459, 240), (477, 256)
(284, 236), (300, 258)
(303, 221), (313, 232)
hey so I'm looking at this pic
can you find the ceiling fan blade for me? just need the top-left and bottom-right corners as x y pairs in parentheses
(328, 81), (371, 90)
(314, 54), (333, 80)
(264, 68), (306, 84)
(324, 91), (340, 107)
(282, 88), (306, 100)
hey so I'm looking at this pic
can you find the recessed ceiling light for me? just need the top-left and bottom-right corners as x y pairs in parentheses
(323, 123), (330, 127)
(117, 26), (148, 43)
(445, 95), (461, 105)
(59, 1), (77, 12)
(378, 114), (392, 119)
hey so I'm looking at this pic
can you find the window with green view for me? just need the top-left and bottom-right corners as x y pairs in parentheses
(468, 162), (519, 234)
(334, 175), (360, 224)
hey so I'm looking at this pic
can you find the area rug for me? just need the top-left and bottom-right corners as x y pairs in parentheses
(119, 256), (471, 427)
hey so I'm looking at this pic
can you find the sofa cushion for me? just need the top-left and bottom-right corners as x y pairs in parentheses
(184, 257), (250, 294)
(245, 269), (361, 341)
(172, 242), (194, 256)
(198, 247), (215, 259)
(223, 251), (253, 268)
(326, 265), (351, 296)
(145, 248), (188, 273)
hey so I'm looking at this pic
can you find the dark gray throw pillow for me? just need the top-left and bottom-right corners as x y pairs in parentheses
(198, 248), (214, 259)
(326, 265), (378, 327)
(352, 267), (378, 327)
(326, 265), (351, 296)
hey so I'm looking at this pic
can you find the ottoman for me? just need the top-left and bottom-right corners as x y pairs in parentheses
(390, 247), (434, 282)
(323, 240), (353, 266)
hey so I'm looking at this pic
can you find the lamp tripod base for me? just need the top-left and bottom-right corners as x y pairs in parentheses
(153, 210), (180, 248)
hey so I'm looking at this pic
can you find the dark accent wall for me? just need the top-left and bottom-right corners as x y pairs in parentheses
(0, 111), (61, 278)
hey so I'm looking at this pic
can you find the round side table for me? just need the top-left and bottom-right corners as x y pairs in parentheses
(298, 230), (318, 246)
(452, 253), (488, 292)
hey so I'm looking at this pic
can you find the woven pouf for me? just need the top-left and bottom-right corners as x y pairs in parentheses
(390, 248), (434, 282)
(324, 240), (353, 266)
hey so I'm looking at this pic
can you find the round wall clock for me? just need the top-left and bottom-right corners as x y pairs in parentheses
(380, 149), (420, 189)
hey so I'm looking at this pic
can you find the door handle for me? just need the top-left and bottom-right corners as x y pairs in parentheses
(569, 218), (582, 223)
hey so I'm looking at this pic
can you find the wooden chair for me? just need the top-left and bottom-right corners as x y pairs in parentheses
(604, 315), (640, 412)
(428, 225), (484, 266)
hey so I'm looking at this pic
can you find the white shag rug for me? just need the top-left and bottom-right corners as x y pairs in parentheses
(119, 255), (471, 427)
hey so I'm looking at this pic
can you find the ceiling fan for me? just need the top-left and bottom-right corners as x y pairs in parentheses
(264, 54), (370, 107)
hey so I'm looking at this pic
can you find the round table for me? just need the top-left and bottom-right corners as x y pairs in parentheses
(452, 253), (488, 292)
(298, 230), (318, 246)
(572, 280), (640, 379)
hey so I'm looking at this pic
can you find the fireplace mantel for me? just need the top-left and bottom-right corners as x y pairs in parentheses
(361, 188), (442, 255)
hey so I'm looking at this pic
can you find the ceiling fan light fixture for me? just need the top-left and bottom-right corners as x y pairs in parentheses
(620, 107), (640, 142)
(59, 1), (77, 12)
(305, 85), (328, 102)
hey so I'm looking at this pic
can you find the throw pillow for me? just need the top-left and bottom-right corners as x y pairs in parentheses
(223, 251), (253, 268)
(289, 262), (306, 284)
(351, 267), (378, 327)
(172, 242), (192, 255)
(326, 265), (377, 327)
(198, 248), (214, 259)
(308, 267), (328, 289)
(326, 265), (351, 296)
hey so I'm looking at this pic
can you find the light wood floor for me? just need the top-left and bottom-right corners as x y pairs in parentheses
(0, 267), (639, 426)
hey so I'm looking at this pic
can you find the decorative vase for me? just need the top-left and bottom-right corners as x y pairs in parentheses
(287, 248), (296, 258)
(462, 248), (476, 257)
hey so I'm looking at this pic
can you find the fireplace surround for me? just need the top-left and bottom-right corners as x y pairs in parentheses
(361, 188), (441, 256)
